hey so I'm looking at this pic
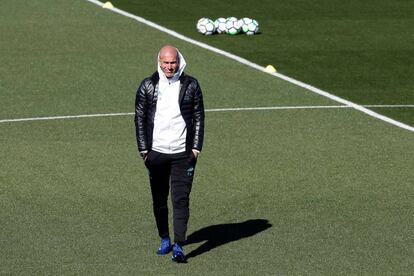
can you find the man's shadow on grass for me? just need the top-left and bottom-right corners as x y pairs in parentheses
(185, 219), (272, 259)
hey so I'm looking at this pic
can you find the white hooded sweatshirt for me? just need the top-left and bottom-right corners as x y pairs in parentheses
(151, 49), (187, 154)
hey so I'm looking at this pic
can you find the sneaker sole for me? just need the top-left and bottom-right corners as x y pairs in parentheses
(156, 249), (172, 255)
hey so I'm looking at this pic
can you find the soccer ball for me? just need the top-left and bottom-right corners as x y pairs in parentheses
(225, 17), (241, 35)
(214, 17), (227, 34)
(242, 19), (259, 35)
(238, 17), (253, 33)
(238, 17), (251, 31)
(196, 17), (216, 35)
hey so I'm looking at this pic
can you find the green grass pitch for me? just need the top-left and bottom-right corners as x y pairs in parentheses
(113, 0), (414, 126)
(0, 0), (413, 274)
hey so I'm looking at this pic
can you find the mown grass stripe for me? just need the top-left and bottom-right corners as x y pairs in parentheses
(85, 0), (414, 132)
(2, 105), (414, 124)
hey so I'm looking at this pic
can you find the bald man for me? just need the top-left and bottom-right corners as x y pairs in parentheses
(134, 45), (205, 263)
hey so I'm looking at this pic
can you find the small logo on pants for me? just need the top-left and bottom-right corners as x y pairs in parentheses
(186, 167), (194, 176)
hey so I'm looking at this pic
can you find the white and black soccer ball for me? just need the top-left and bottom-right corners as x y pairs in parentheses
(214, 17), (227, 34)
(225, 17), (241, 35)
(238, 17), (252, 33)
(196, 17), (216, 35)
(242, 19), (259, 35)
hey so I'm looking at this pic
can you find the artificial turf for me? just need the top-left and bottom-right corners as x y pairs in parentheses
(1, 0), (413, 275)
(112, 0), (414, 126)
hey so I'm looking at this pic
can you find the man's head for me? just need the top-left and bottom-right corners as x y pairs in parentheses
(158, 45), (179, 78)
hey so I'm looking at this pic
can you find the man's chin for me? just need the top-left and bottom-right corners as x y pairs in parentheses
(162, 70), (175, 78)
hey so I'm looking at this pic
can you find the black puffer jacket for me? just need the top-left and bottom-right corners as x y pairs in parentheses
(134, 72), (205, 154)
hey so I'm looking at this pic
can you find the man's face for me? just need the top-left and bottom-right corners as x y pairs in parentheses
(159, 51), (178, 78)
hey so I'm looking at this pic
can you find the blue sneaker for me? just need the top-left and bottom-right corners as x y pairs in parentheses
(171, 243), (186, 263)
(156, 238), (172, 255)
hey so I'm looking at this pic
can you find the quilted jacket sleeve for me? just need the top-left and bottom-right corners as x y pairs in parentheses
(134, 78), (149, 153)
(192, 80), (205, 151)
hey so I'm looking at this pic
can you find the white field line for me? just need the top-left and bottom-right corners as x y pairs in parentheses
(208, 105), (414, 112)
(363, 105), (414, 108)
(1, 105), (413, 124)
(84, 0), (414, 132)
(0, 113), (132, 123)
